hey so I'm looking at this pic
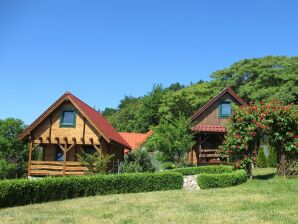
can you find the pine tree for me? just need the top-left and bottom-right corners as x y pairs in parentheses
(267, 147), (277, 168)
(256, 147), (267, 168)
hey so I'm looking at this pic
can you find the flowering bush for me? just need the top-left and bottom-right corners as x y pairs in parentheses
(221, 101), (298, 170)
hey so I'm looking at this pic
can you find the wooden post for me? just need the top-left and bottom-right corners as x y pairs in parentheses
(198, 134), (202, 165)
(27, 139), (33, 177)
(63, 140), (67, 176)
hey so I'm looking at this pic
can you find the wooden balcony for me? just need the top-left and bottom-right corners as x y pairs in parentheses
(29, 161), (89, 176)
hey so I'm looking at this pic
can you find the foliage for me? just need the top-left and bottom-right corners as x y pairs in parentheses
(162, 162), (177, 170)
(256, 147), (267, 168)
(221, 101), (298, 170)
(105, 96), (142, 132)
(197, 170), (247, 189)
(0, 118), (27, 178)
(168, 165), (233, 176)
(145, 115), (195, 165)
(212, 56), (298, 104)
(103, 56), (298, 133)
(0, 172), (183, 208)
(77, 150), (114, 174)
(267, 147), (278, 168)
(158, 82), (219, 120)
(0, 159), (18, 180)
(120, 149), (155, 173)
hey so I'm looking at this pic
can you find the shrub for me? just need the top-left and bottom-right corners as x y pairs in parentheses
(256, 147), (267, 168)
(168, 165), (233, 176)
(120, 149), (155, 173)
(0, 172), (183, 208)
(0, 159), (18, 180)
(162, 162), (176, 170)
(197, 170), (247, 189)
(267, 147), (277, 168)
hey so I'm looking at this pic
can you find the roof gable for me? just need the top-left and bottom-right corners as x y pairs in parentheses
(19, 92), (131, 149)
(191, 87), (247, 121)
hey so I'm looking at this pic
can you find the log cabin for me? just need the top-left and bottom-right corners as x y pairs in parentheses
(19, 92), (131, 177)
(189, 87), (247, 165)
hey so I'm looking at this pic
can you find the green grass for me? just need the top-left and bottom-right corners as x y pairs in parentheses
(0, 168), (297, 224)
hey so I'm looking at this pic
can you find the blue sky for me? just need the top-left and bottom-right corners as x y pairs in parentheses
(0, 0), (298, 124)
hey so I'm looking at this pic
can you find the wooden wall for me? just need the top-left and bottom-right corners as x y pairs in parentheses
(193, 93), (241, 126)
(32, 102), (101, 145)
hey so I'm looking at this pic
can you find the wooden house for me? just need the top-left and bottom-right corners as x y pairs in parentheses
(19, 92), (131, 177)
(189, 87), (247, 165)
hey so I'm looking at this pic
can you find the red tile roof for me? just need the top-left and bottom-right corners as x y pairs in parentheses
(191, 125), (227, 133)
(119, 131), (153, 152)
(19, 92), (131, 149)
(67, 92), (131, 149)
(191, 87), (247, 121)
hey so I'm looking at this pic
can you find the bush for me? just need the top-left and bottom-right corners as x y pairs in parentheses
(0, 159), (18, 180)
(256, 147), (267, 168)
(197, 170), (247, 189)
(168, 165), (233, 176)
(120, 149), (155, 173)
(267, 147), (277, 168)
(0, 172), (183, 208)
(162, 162), (176, 170)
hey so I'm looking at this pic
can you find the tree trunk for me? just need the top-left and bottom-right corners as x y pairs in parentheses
(280, 152), (286, 178)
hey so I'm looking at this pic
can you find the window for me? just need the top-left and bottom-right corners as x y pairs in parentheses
(60, 109), (76, 127)
(220, 101), (232, 118)
(56, 146), (64, 161)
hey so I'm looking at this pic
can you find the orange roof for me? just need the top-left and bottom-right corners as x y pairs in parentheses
(119, 131), (153, 151)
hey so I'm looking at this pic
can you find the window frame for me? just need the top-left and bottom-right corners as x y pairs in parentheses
(60, 109), (76, 128)
(219, 101), (232, 118)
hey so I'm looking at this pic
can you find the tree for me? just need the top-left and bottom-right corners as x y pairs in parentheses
(0, 118), (27, 178)
(267, 147), (278, 168)
(211, 56), (298, 104)
(221, 101), (298, 176)
(256, 147), (267, 168)
(158, 82), (219, 119)
(145, 115), (195, 166)
(134, 84), (166, 132)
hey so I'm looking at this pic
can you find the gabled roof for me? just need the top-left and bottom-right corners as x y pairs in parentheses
(191, 125), (226, 133)
(119, 131), (153, 150)
(191, 87), (247, 121)
(19, 92), (131, 149)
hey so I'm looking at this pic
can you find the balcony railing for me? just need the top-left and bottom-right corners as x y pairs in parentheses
(29, 161), (89, 176)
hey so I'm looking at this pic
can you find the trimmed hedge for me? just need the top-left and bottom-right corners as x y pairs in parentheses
(0, 172), (183, 208)
(168, 165), (233, 176)
(197, 170), (247, 189)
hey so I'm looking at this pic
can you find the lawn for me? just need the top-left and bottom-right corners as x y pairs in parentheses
(0, 168), (297, 224)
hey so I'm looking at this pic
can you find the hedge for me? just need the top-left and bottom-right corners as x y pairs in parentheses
(197, 170), (247, 189)
(0, 172), (183, 208)
(168, 165), (233, 176)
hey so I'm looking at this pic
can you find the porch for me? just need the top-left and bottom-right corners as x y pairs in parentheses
(29, 161), (88, 176)
(27, 137), (103, 177)
(190, 132), (228, 165)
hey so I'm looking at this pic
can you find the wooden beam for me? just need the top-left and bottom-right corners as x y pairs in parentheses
(66, 144), (76, 153)
(63, 139), (67, 176)
(201, 134), (211, 145)
(27, 140), (33, 177)
(82, 117), (86, 143)
(38, 137), (43, 144)
(57, 144), (65, 152)
(92, 143), (102, 156)
(49, 116), (52, 142)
